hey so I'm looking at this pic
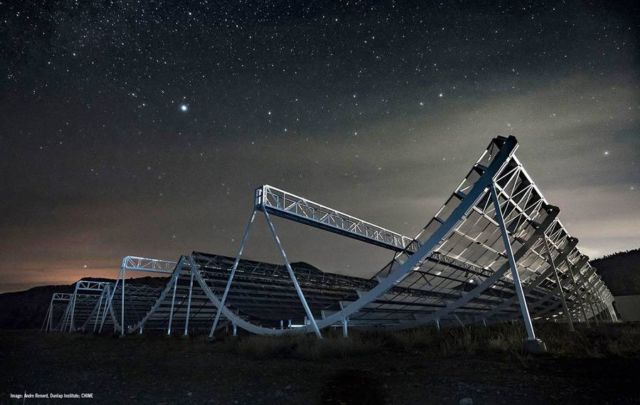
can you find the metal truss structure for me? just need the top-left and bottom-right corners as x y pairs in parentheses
(45, 136), (617, 345)
(43, 281), (113, 333)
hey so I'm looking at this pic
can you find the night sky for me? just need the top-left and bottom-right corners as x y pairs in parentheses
(1, 1), (638, 292)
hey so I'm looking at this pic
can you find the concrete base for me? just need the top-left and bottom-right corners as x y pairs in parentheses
(523, 338), (547, 354)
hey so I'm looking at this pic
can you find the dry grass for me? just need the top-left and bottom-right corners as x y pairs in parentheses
(221, 322), (640, 361)
(230, 331), (382, 360)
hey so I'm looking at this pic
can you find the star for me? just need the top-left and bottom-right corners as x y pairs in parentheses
(179, 103), (189, 112)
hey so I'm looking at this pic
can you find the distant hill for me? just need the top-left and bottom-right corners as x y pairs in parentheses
(591, 249), (640, 296)
(0, 283), (74, 329)
(0, 277), (164, 330)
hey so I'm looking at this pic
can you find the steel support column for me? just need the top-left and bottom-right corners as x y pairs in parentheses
(121, 267), (126, 336)
(42, 297), (53, 332)
(184, 269), (195, 336)
(490, 183), (537, 342)
(99, 282), (116, 333)
(167, 270), (179, 336)
(69, 285), (79, 332)
(543, 237), (574, 332)
(60, 300), (71, 332)
(263, 209), (322, 338)
(48, 303), (54, 332)
(93, 289), (106, 333)
(209, 210), (257, 338)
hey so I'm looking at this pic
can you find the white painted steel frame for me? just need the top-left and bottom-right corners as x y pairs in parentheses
(51, 135), (616, 338)
(168, 136), (524, 336)
(55, 281), (113, 333)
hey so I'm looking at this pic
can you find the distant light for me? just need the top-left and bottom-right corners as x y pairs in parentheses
(438, 92), (443, 98)
(603, 150), (609, 156)
(179, 103), (188, 112)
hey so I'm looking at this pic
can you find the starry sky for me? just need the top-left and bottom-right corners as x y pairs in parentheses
(1, 0), (638, 292)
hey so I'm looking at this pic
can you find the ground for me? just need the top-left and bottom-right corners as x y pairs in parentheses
(1, 326), (639, 404)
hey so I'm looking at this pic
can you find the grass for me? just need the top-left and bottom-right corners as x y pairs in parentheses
(229, 330), (382, 360)
(221, 322), (640, 360)
(5, 326), (640, 404)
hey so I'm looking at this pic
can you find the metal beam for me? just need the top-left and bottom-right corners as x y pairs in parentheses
(490, 182), (536, 341)
(209, 210), (257, 338)
(256, 185), (417, 252)
(263, 209), (322, 338)
(184, 270), (195, 336)
(543, 236), (574, 331)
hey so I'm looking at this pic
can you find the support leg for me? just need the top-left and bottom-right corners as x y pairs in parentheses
(184, 270), (195, 336)
(209, 210), (257, 338)
(263, 210), (322, 338)
(543, 237), (574, 332)
(60, 302), (70, 332)
(121, 267), (126, 337)
(42, 299), (53, 332)
(99, 282), (116, 333)
(167, 270), (179, 336)
(46, 303), (53, 332)
(93, 290), (105, 333)
(69, 285), (79, 332)
(490, 184), (545, 353)
(49, 307), (53, 332)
